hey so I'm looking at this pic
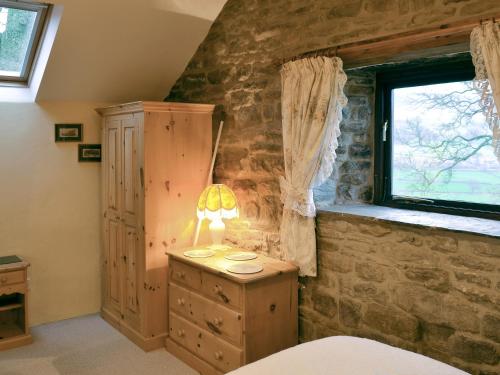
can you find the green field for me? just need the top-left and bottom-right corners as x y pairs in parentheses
(393, 169), (500, 205)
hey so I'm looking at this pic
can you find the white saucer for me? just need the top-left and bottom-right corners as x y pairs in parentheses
(183, 249), (215, 258)
(224, 252), (258, 261)
(226, 263), (263, 274)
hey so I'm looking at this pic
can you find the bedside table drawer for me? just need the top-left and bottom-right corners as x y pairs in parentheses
(170, 260), (201, 290)
(0, 270), (24, 287)
(190, 291), (242, 345)
(202, 272), (241, 310)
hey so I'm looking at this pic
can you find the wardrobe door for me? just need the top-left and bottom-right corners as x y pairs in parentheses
(121, 115), (142, 330)
(103, 118), (122, 317)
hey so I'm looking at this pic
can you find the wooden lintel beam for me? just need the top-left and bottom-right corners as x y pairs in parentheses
(276, 13), (500, 69)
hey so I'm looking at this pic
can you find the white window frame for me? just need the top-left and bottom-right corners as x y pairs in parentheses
(0, 0), (49, 84)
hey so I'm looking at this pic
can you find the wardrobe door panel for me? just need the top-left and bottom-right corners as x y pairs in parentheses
(106, 217), (121, 314)
(123, 123), (137, 217)
(106, 119), (121, 215)
(123, 224), (140, 330)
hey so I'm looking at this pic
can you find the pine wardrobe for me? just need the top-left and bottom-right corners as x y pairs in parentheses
(96, 101), (214, 350)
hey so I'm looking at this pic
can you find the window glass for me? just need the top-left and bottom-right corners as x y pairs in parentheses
(0, 1), (47, 82)
(392, 81), (500, 206)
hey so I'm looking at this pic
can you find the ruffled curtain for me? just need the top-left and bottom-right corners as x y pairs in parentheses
(470, 21), (500, 160)
(280, 56), (347, 277)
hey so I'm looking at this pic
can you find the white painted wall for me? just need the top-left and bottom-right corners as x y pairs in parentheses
(0, 102), (109, 325)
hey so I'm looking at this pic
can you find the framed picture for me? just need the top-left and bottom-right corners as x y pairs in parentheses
(55, 124), (82, 142)
(78, 144), (101, 162)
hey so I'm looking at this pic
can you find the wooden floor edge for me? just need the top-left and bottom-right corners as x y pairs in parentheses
(0, 334), (32, 351)
(101, 309), (166, 352)
(165, 337), (223, 375)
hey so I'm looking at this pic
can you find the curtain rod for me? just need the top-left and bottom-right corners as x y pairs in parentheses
(275, 14), (499, 69)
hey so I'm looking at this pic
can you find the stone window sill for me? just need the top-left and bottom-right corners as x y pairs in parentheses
(318, 204), (500, 239)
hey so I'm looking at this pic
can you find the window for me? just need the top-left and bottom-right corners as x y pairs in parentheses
(374, 57), (500, 220)
(0, 0), (48, 84)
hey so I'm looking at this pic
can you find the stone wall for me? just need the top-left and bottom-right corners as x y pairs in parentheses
(165, 0), (500, 372)
(314, 69), (375, 208)
(166, 0), (500, 255)
(301, 213), (500, 374)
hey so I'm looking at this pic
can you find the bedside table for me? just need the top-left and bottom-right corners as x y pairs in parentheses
(0, 256), (32, 351)
(165, 247), (298, 375)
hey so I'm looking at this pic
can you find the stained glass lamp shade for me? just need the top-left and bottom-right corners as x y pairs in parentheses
(197, 184), (239, 248)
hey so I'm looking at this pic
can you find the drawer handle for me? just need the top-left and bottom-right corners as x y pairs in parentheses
(212, 285), (229, 304)
(177, 329), (185, 338)
(206, 320), (222, 334)
(177, 298), (185, 306)
(176, 271), (186, 279)
(214, 351), (224, 361)
(0, 277), (7, 284)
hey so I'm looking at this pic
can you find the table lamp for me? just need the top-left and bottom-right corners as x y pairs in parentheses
(197, 184), (239, 249)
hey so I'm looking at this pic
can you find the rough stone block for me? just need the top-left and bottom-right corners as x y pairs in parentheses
(452, 335), (499, 365)
(403, 266), (450, 292)
(355, 262), (385, 282)
(363, 303), (420, 342)
(483, 315), (500, 344)
(339, 297), (362, 328)
(455, 271), (492, 289)
(312, 287), (338, 319)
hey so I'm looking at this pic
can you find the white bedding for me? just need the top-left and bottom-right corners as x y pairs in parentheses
(228, 336), (469, 375)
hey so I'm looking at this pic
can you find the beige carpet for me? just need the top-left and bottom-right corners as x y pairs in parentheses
(0, 314), (197, 375)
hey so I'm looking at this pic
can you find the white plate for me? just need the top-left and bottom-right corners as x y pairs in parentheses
(226, 263), (263, 274)
(183, 249), (215, 258)
(224, 252), (258, 261)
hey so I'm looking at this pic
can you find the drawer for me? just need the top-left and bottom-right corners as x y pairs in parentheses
(202, 272), (242, 310)
(170, 313), (242, 373)
(0, 270), (24, 287)
(170, 260), (201, 290)
(169, 283), (191, 319)
(190, 291), (242, 345)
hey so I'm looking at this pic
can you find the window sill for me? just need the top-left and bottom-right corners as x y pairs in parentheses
(317, 204), (500, 239)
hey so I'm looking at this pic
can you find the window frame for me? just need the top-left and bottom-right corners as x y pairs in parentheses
(0, 0), (49, 85)
(374, 57), (500, 221)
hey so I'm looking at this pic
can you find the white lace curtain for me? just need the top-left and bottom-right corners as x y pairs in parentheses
(471, 21), (500, 160)
(280, 56), (347, 277)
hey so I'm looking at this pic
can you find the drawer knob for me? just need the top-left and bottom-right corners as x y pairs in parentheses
(177, 329), (185, 337)
(214, 351), (224, 361)
(0, 277), (7, 284)
(177, 298), (185, 306)
(212, 317), (223, 326)
(176, 271), (186, 279)
(212, 285), (221, 293)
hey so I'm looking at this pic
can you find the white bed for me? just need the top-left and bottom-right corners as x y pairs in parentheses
(227, 336), (469, 375)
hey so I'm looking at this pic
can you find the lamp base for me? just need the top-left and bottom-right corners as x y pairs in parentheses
(209, 218), (226, 249)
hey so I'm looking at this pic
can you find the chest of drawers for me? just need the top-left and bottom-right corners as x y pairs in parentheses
(165, 247), (298, 375)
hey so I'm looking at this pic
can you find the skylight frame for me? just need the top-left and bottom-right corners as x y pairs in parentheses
(0, 0), (49, 85)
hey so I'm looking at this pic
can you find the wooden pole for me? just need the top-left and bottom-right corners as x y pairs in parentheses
(192, 120), (224, 246)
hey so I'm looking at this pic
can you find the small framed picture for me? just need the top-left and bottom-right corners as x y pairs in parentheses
(55, 124), (82, 142)
(78, 144), (101, 162)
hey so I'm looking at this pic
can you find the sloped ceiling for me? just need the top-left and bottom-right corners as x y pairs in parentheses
(37, 0), (226, 102)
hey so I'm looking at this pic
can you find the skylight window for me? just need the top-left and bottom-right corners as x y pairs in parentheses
(0, 0), (48, 84)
